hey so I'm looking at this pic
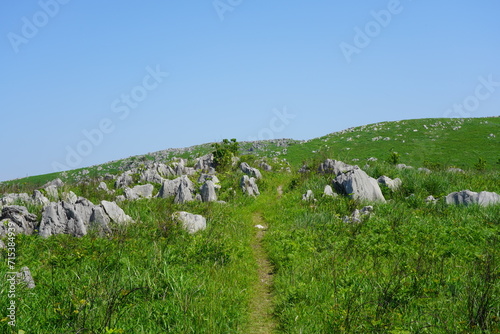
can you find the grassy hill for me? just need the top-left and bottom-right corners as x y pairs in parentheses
(0, 117), (499, 333)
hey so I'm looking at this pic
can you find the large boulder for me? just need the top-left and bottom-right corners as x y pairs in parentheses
(139, 169), (164, 184)
(318, 159), (355, 174)
(240, 163), (263, 179)
(0, 193), (32, 207)
(241, 175), (260, 196)
(39, 199), (132, 238)
(172, 211), (206, 234)
(158, 178), (182, 198)
(333, 166), (386, 202)
(44, 185), (59, 201)
(174, 176), (195, 204)
(101, 200), (133, 224)
(32, 190), (50, 206)
(194, 154), (215, 172)
(445, 190), (500, 207)
(124, 184), (154, 200)
(0, 206), (38, 236)
(200, 180), (217, 202)
(43, 178), (64, 188)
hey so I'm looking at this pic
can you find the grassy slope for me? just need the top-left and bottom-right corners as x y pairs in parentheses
(1, 117), (499, 333)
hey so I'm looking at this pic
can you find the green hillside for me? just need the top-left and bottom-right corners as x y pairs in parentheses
(1, 117), (499, 333)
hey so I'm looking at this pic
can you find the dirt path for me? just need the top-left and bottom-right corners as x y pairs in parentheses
(248, 212), (277, 334)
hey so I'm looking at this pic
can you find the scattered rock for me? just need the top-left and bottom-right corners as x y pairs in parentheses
(198, 174), (221, 189)
(425, 195), (437, 204)
(333, 166), (386, 202)
(259, 162), (272, 171)
(302, 190), (314, 201)
(62, 191), (78, 204)
(101, 200), (133, 224)
(124, 184), (154, 200)
(298, 165), (310, 173)
(44, 185), (59, 201)
(445, 190), (500, 207)
(254, 224), (266, 229)
(194, 154), (215, 172)
(200, 180), (217, 202)
(0, 206), (38, 236)
(377, 176), (402, 191)
(240, 162), (263, 179)
(0, 240), (5, 249)
(0, 193), (32, 207)
(343, 206), (373, 223)
(418, 168), (432, 173)
(367, 157), (378, 162)
(172, 211), (206, 234)
(324, 185), (337, 197)
(174, 176), (195, 204)
(115, 171), (134, 189)
(158, 178), (182, 199)
(97, 182), (114, 194)
(447, 168), (465, 173)
(16, 266), (36, 289)
(396, 164), (413, 170)
(241, 175), (260, 197)
(43, 178), (64, 188)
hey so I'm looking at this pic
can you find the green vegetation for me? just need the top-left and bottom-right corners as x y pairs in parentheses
(0, 117), (499, 333)
(212, 138), (239, 172)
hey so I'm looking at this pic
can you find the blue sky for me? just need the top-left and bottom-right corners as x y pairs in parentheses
(1, 0), (499, 181)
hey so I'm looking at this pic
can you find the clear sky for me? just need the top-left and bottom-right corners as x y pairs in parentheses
(1, 0), (499, 181)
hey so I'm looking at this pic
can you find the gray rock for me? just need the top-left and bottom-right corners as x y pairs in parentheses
(174, 176), (195, 204)
(16, 266), (35, 289)
(367, 157), (378, 162)
(240, 162), (262, 179)
(0, 206), (38, 236)
(0, 240), (5, 249)
(101, 200), (132, 224)
(200, 181), (217, 202)
(324, 185), (337, 197)
(139, 169), (164, 184)
(158, 178), (183, 198)
(124, 184), (154, 200)
(396, 164), (413, 170)
(32, 190), (50, 206)
(0, 193), (32, 207)
(302, 190), (314, 201)
(89, 206), (111, 234)
(259, 162), (272, 171)
(198, 174), (221, 189)
(377, 176), (402, 191)
(194, 154), (214, 172)
(173, 211), (206, 234)
(62, 191), (78, 204)
(425, 195), (437, 203)
(44, 185), (59, 201)
(333, 166), (386, 202)
(418, 168), (432, 173)
(39, 201), (88, 238)
(97, 182), (113, 194)
(447, 168), (465, 173)
(318, 159), (355, 174)
(445, 190), (500, 207)
(115, 171), (134, 189)
(241, 175), (260, 196)
(174, 160), (187, 176)
(43, 178), (64, 188)
(298, 165), (310, 173)
(343, 206), (373, 223)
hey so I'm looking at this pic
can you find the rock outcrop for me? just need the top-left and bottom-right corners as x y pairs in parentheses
(124, 184), (154, 200)
(200, 181), (217, 202)
(333, 166), (386, 202)
(174, 176), (195, 204)
(39, 199), (132, 238)
(240, 162), (263, 179)
(0, 206), (38, 236)
(172, 211), (206, 234)
(115, 171), (134, 189)
(241, 175), (260, 196)
(445, 190), (500, 207)
(318, 159), (355, 174)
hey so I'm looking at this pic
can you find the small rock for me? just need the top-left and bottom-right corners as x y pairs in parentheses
(173, 211), (206, 234)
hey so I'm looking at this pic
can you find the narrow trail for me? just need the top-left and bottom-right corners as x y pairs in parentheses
(248, 212), (277, 334)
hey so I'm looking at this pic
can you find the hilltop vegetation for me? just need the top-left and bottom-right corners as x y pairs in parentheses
(0, 117), (499, 333)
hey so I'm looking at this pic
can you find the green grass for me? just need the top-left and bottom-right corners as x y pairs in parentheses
(1, 117), (499, 333)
